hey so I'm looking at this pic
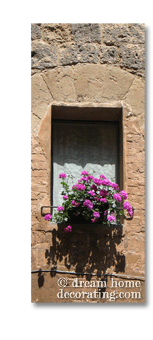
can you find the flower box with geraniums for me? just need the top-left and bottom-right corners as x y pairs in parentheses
(44, 171), (133, 233)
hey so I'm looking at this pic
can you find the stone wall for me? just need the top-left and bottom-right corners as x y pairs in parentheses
(31, 23), (145, 303)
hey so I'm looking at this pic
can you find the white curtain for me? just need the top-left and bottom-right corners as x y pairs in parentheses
(52, 121), (119, 208)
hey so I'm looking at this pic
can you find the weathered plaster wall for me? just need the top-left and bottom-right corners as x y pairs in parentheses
(31, 24), (145, 303)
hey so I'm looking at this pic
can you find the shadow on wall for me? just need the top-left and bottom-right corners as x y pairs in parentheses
(38, 225), (125, 288)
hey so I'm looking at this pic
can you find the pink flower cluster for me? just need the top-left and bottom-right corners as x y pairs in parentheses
(123, 201), (133, 217)
(43, 171), (134, 228)
(107, 213), (116, 222)
(101, 179), (110, 186)
(59, 173), (67, 178)
(91, 184), (97, 192)
(110, 182), (119, 190)
(63, 195), (68, 200)
(64, 225), (72, 233)
(100, 198), (107, 203)
(44, 214), (52, 220)
(81, 171), (89, 175)
(79, 176), (89, 182)
(57, 206), (64, 212)
(71, 200), (79, 207)
(91, 211), (101, 223)
(83, 199), (93, 210)
(87, 175), (94, 180)
(100, 189), (108, 197)
(120, 190), (128, 199)
(93, 211), (100, 218)
(113, 193), (121, 202)
(93, 178), (102, 186)
(88, 190), (96, 196)
(72, 184), (86, 191)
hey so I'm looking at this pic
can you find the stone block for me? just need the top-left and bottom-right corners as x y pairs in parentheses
(42, 23), (73, 44)
(103, 23), (145, 46)
(124, 78), (145, 115)
(100, 46), (118, 64)
(31, 73), (52, 129)
(119, 44), (145, 77)
(77, 44), (98, 63)
(31, 41), (57, 70)
(59, 44), (78, 66)
(72, 23), (101, 44)
(31, 23), (42, 40)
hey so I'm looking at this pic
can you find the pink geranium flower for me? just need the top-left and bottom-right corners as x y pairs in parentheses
(91, 218), (99, 223)
(63, 195), (68, 200)
(93, 211), (100, 218)
(88, 190), (96, 196)
(100, 189), (108, 198)
(93, 178), (102, 186)
(83, 199), (93, 210)
(113, 193), (121, 202)
(91, 184), (97, 192)
(64, 225), (72, 233)
(110, 182), (119, 190)
(123, 201), (131, 210)
(76, 184), (86, 191)
(81, 171), (89, 175)
(44, 214), (52, 220)
(120, 190), (128, 199)
(57, 206), (64, 212)
(59, 173), (67, 178)
(101, 179), (111, 186)
(107, 214), (116, 222)
(100, 198), (107, 203)
(71, 200), (79, 207)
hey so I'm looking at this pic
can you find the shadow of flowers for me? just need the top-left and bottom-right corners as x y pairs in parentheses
(45, 225), (125, 279)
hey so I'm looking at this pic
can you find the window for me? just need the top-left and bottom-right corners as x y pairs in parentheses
(51, 105), (123, 210)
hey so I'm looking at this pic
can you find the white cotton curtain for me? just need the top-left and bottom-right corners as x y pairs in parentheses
(52, 121), (119, 208)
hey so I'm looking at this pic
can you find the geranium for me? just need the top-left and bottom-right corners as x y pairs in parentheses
(110, 182), (119, 190)
(107, 214), (116, 222)
(81, 171), (89, 175)
(71, 200), (79, 207)
(79, 176), (89, 182)
(100, 198), (107, 203)
(63, 195), (68, 200)
(94, 196), (99, 201)
(83, 199), (93, 210)
(87, 175), (94, 180)
(57, 206), (64, 212)
(76, 184), (86, 191)
(123, 201), (133, 217)
(120, 190), (128, 199)
(113, 193), (121, 202)
(64, 225), (72, 233)
(44, 214), (52, 220)
(100, 189), (108, 198)
(91, 218), (99, 223)
(101, 179), (110, 186)
(123, 201), (131, 210)
(88, 190), (96, 196)
(93, 178), (102, 186)
(44, 171), (133, 227)
(93, 211), (100, 218)
(91, 184), (97, 192)
(59, 173), (67, 178)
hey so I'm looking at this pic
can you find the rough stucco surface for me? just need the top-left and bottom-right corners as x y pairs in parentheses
(31, 23), (145, 303)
